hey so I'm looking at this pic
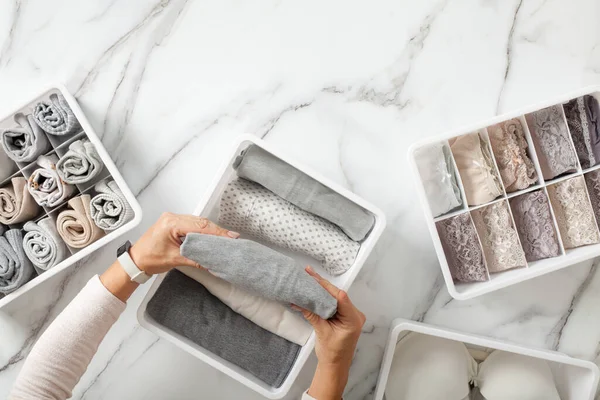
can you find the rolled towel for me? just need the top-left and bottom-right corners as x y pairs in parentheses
(0, 177), (41, 225)
(90, 180), (133, 231)
(0, 147), (17, 182)
(181, 233), (337, 319)
(28, 154), (75, 208)
(178, 266), (312, 345)
(147, 270), (301, 388)
(219, 179), (360, 276)
(1, 113), (51, 163)
(56, 195), (105, 248)
(234, 145), (375, 241)
(0, 229), (35, 294)
(32, 93), (81, 136)
(23, 217), (69, 272)
(56, 140), (104, 185)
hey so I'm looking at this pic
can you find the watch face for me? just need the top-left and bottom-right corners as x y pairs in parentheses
(117, 240), (132, 257)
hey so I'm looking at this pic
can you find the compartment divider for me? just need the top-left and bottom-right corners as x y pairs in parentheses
(516, 114), (546, 187)
(479, 127), (507, 199)
(443, 139), (469, 215)
(542, 186), (567, 256)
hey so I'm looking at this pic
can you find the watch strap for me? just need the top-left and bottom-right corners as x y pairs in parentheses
(118, 250), (151, 284)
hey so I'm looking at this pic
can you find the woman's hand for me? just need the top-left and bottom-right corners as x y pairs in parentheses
(293, 266), (366, 400)
(129, 212), (240, 275)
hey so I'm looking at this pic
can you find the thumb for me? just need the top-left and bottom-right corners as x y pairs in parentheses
(291, 304), (322, 328)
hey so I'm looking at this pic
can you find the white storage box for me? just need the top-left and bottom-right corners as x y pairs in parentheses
(374, 319), (600, 400)
(0, 84), (142, 308)
(137, 135), (386, 399)
(409, 85), (600, 300)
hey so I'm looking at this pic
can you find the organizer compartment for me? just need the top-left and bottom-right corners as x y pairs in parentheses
(137, 135), (386, 399)
(409, 86), (600, 300)
(0, 85), (142, 306)
(373, 319), (599, 400)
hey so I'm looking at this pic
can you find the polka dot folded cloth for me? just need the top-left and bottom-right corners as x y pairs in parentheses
(218, 178), (360, 276)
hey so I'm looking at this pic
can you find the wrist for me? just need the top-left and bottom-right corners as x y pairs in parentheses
(308, 362), (350, 400)
(128, 244), (150, 275)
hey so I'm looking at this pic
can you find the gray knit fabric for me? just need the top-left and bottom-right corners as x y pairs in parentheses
(23, 217), (69, 272)
(0, 147), (16, 182)
(28, 154), (76, 208)
(33, 93), (81, 136)
(234, 144), (375, 241)
(0, 229), (35, 294)
(56, 140), (104, 184)
(146, 270), (301, 388)
(1, 113), (51, 163)
(181, 233), (337, 319)
(90, 180), (133, 231)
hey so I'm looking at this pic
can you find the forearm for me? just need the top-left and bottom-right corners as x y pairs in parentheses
(307, 361), (351, 400)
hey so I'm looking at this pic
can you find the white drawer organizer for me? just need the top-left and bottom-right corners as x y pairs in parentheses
(137, 135), (386, 399)
(0, 85), (142, 309)
(374, 319), (600, 400)
(409, 85), (600, 300)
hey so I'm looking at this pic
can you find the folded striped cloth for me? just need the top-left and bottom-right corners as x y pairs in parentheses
(23, 217), (69, 272)
(56, 140), (104, 185)
(90, 180), (133, 231)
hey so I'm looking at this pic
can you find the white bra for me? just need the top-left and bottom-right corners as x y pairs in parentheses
(385, 333), (561, 400)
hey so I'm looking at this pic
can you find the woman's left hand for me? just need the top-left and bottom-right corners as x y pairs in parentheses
(129, 212), (240, 275)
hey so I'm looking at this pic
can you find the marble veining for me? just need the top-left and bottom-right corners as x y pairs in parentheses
(0, 0), (599, 399)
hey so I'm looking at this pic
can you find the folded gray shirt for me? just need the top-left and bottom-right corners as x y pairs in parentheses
(181, 234), (338, 319)
(146, 270), (301, 388)
(234, 144), (375, 241)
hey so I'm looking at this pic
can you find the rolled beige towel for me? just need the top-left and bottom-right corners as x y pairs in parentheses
(56, 195), (105, 248)
(0, 177), (41, 225)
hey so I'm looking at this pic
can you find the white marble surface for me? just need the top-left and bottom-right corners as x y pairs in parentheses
(0, 0), (599, 398)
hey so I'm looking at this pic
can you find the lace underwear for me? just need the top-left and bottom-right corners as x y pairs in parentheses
(471, 201), (526, 273)
(436, 213), (488, 283)
(415, 143), (463, 217)
(526, 105), (579, 180)
(488, 118), (537, 192)
(547, 176), (600, 249)
(509, 190), (560, 262)
(564, 95), (600, 169)
(585, 170), (600, 230)
(450, 133), (503, 206)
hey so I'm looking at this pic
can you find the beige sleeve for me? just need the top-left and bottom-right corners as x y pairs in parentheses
(9, 275), (126, 400)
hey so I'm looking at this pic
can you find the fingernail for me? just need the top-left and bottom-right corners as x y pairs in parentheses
(227, 231), (240, 239)
(306, 265), (313, 273)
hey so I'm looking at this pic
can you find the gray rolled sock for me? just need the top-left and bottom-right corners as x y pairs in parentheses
(181, 233), (338, 319)
(23, 217), (69, 272)
(0, 229), (35, 294)
(234, 144), (375, 241)
(56, 139), (104, 185)
(147, 270), (300, 388)
(32, 93), (81, 136)
(1, 113), (51, 163)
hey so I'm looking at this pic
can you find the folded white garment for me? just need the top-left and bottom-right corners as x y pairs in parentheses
(177, 266), (312, 346)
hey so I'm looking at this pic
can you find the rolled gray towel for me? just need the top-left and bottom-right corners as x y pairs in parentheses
(147, 270), (301, 388)
(0, 147), (17, 182)
(90, 180), (133, 231)
(23, 217), (69, 272)
(28, 154), (76, 208)
(234, 144), (375, 241)
(181, 233), (338, 319)
(56, 140), (104, 185)
(1, 113), (51, 163)
(33, 93), (81, 136)
(0, 229), (35, 294)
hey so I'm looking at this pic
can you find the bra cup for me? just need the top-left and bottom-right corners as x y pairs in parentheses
(451, 133), (502, 206)
(477, 351), (561, 400)
(385, 333), (477, 400)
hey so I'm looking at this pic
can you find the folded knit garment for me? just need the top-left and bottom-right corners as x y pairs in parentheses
(28, 154), (75, 208)
(488, 118), (538, 192)
(23, 217), (69, 272)
(147, 270), (301, 388)
(178, 266), (312, 345)
(181, 234), (338, 319)
(547, 176), (600, 249)
(56, 140), (104, 185)
(90, 180), (133, 231)
(436, 213), (488, 283)
(0, 177), (41, 225)
(32, 93), (81, 136)
(509, 190), (561, 262)
(1, 113), (51, 163)
(56, 195), (105, 249)
(471, 201), (526, 273)
(585, 170), (600, 229)
(526, 105), (579, 180)
(234, 145), (375, 241)
(564, 95), (600, 169)
(0, 147), (17, 182)
(0, 229), (35, 294)
(219, 178), (359, 276)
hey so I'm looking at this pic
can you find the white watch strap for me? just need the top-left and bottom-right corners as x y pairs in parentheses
(118, 251), (151, 284)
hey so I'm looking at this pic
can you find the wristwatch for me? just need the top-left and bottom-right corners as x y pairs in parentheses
(117, 240), (151, 284)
